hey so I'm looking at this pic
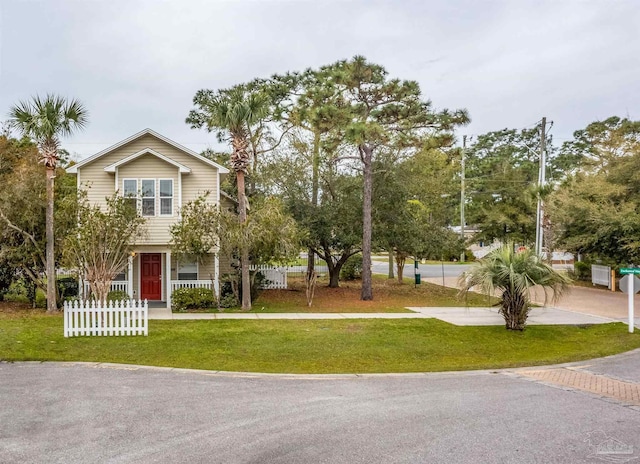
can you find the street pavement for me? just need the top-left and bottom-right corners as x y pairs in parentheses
(2, 358), (640, 464)
(3, 263), (640, 463)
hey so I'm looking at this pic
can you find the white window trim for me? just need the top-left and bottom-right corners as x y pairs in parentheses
(158, 178), (174, 217)
(140, 178), (156, 217)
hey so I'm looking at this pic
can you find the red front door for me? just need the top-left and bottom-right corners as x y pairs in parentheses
(141, 254), (162, 300)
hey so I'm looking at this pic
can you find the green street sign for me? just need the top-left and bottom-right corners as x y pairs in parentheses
(620, 268), (640, 275)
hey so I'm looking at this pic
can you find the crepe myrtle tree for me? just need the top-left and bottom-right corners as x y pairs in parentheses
(63, 193), (146, 303)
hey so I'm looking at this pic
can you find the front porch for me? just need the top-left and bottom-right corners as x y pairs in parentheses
(80, 249), (219, 309)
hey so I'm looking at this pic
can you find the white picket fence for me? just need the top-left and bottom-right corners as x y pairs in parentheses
(249, 265), (288, 289)
(248, 264), (331, 289)
(592, 264), (611, 288)
(285, 265), (329, 275)
(63, 299), (148, 337)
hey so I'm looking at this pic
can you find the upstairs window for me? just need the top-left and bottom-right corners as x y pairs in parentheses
(141, 179), (155, 216)
(159, 179), (173, 216)
(123, 179), (138, 211)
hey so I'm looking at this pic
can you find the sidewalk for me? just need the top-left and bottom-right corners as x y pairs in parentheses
(148, 309), (431, 320)
(149, 305), (621, 326)
(147, 276), (640, 327)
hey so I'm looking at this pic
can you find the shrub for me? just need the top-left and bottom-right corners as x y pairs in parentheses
(57, 277), (79, 300)
(35, 290), (46, 309)
(172, 287), (216, 312)
(107, 290), (130, 302)
(5, 280), (29, 304)
(463, 249), (476, 262)
(341, 254), (363, 281)
(219, 293), (239, 309)
(221, 270), (267, 305)
(573, 261), (591, 281)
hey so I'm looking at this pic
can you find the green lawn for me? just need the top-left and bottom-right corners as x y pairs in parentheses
(1, 312), (639, 373)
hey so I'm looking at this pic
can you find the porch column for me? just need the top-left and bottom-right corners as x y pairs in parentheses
(127, 256), (134, 300)
(166, 251), (172, 309)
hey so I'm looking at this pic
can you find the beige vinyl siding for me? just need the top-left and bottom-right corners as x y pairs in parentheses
(198, 254), (216, 281)
(77, 133), (222, 245)
(219, 252), (234, 276)
(79, 158), (116, 209)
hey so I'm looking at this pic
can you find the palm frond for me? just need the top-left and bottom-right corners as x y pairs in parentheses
(7, 94), (88, 168)
(459, 244), (572, 329)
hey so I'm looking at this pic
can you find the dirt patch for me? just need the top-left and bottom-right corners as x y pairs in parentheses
(0, 301), (52, 318)
(256, 276), (485, 313)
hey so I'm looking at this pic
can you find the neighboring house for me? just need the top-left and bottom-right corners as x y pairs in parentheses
(67, 129), (232, 308)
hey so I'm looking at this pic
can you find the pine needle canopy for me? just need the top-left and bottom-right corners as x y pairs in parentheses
(8, 94), (88, 168)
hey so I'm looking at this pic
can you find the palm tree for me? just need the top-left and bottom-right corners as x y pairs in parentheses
(187, 87), (268, 310)
(459, 245), (571, 330)
(9, 95), (88, 312)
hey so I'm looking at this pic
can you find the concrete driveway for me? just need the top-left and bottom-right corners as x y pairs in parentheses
(2, 356), (640, 464)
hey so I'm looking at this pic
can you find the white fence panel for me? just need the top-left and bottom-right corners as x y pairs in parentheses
(249, 265), (288, 289)
(64, 299), (148, 338)
(248, 264), (332, 289)
(592, 264), (611, 288)
(286, 265), (329, 275)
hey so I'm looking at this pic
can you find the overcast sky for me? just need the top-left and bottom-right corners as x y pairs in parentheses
(1, 0), (638, 160)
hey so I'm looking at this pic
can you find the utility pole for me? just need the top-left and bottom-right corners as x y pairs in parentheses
(460, 135), (466, 262)
(535, 117), (547, 256)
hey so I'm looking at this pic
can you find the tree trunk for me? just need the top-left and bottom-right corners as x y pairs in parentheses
(388, 250), (394, 279)
(329, 267), (340, 288)
(90, 279), (112, 303)
(396, 256), (406, 284)
(236, 170), (251, 311)
(360, 145), (373, 300)
(306, 248), (315, 277)
(324, 249), (352, 288)
(307, 131), (321, 278)
(46, 168), (57, 312)
(501, 287), (528, 330)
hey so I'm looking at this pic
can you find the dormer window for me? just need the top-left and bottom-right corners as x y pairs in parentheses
(121, 178), (174, 217)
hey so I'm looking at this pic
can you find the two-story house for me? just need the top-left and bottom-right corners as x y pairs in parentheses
(67, 129), (232, 309)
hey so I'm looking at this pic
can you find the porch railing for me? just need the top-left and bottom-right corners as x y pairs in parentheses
(83, 281), (130, 296)
(170, 279), (219, 297)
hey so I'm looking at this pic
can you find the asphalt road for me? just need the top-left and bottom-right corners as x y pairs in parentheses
(371, 260), (471, 281)
(2, 358), (640, 464)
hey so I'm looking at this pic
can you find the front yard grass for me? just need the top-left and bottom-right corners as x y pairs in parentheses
(1, 309), (639, 373)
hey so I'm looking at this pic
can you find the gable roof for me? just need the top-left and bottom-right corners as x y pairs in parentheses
(66, 128), (230, 174)
(103, 148), (192, 173)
